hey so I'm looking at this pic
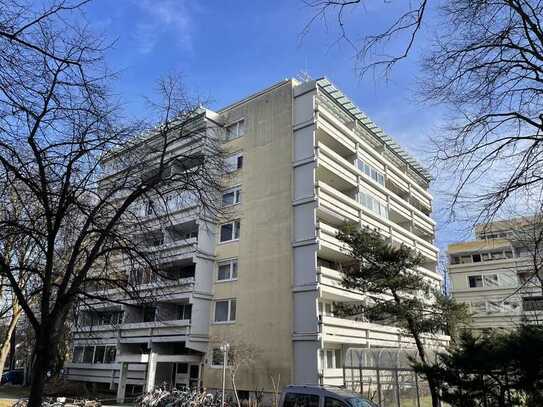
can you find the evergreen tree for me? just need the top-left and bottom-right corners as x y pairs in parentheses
(336, 223), (470, 407)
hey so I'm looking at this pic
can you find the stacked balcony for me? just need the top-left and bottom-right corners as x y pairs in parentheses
(312, 91), (444, 385)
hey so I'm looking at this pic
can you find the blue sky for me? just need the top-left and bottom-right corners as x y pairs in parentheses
(83, 0), (471, 251)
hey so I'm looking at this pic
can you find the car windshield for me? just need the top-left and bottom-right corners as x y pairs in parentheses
(347, 398), (378, 407)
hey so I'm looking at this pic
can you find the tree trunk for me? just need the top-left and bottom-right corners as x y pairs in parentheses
(27, 325), (55, 407)
(231, 372), (241, 407)
(392, 291), (440, 407)
(0, 304), (22, 375)
(408, 320), (440, 407)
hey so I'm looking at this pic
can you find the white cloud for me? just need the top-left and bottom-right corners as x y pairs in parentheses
(132, 0), (193, 54)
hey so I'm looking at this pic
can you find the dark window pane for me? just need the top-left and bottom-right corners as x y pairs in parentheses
(94, 346), (106, 364)
(215, 301), (229, 322)
(104, 346), (116, 363)
(222, 192), (235, 206)
(284, 393), (319, 407)
(469, 276), (483, 288)
(230, 300), (236, 321)
(82, 346), (94, 363)
(143, 306), (156, 322)
(212, 349), (224, 366)
(218, 263), (231, 280)
(220, 224), (233, 242)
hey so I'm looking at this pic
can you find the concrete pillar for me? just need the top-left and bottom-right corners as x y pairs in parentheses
(116, 362), (128, 403)
(146, 352), (158, 392)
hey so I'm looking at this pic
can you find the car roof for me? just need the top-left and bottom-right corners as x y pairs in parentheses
(284, 385), (364, 399)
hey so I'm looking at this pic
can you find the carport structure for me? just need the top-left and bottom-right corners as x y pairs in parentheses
(343, 347), (437, 407)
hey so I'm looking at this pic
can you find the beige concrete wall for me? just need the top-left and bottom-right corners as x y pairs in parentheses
(202, 81), (295, 392)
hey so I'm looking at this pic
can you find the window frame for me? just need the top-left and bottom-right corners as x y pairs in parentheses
(359, 190), (389, 219)
(468, 273), (499, 289)
(356, 157), (385, 186)
(213, 298), (237, 324)
(221, 186), (242, 207)
(219, 220), (241, 243)
(217, 258), (238, 282)
(225, 152), (244, 173)
(224, 119), (245, 142)
(177, 303), (193, 320)
(209, 347), (234, 368)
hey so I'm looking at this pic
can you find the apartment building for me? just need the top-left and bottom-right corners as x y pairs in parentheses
(63, 78), (443, 402)
(448, 218), (543, 334)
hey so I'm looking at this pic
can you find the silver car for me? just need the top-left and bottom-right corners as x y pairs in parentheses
(279, 385), (379, 407)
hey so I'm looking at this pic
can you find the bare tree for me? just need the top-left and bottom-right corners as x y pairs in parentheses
(305, 0), (543, 222)
(211, 335), (259, 407)
(0, 184), (40, 376)
(0, 1), (223, 405)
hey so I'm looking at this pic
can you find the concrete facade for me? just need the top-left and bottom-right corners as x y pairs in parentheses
(64, 78), (444, 400)
(449, 218), (543, 334)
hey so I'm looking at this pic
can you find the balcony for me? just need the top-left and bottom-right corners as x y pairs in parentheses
(315, 101), (433, 207)
(315, 147), (435, 238)
(320, 315), (448, 348)
(316, 183), (438, 263)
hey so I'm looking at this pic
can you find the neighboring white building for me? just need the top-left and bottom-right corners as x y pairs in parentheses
(64, 78), (445, 401)
(449, 219), (543, 334)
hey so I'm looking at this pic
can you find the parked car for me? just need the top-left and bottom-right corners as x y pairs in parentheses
(1, 369), (24, 385)
(279, 385), (379, 407)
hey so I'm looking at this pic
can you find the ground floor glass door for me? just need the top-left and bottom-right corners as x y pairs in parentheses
(174, 363), (200, 389)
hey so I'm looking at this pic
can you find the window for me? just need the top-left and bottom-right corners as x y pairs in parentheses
(225, 152), (243, 173)
(225, 120), (245, 141)
(222, 187), (241, 207)
(142, 305), (156, 322)
(177, 303), (192, 320)
(359, 191), (388, 219)
(95, 310), (123, 326)
(323, 349), (342, 369)
(210, 348), (233, 367)
(94, 346), (106, 363)
(356, 158), (385, 186)
(217, 259), (238, 281)
(104, 346), (116, 363)
(472, 253), (481, 263)
(283, 393), (319, 407)
(318, 301), (335, 317)
(325, 398), (349, 407)
(523, 296), (543, 311)
(220, 220), (241, 243)
(468, 274), (498, 288)
(82, 346), (94, 363)
(130, 268), (158, 285)
(211, 348), (224, 366)
(468, 275), (483, 288)
(72, 346), (84, 363)
(214, 299), (236, 323)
